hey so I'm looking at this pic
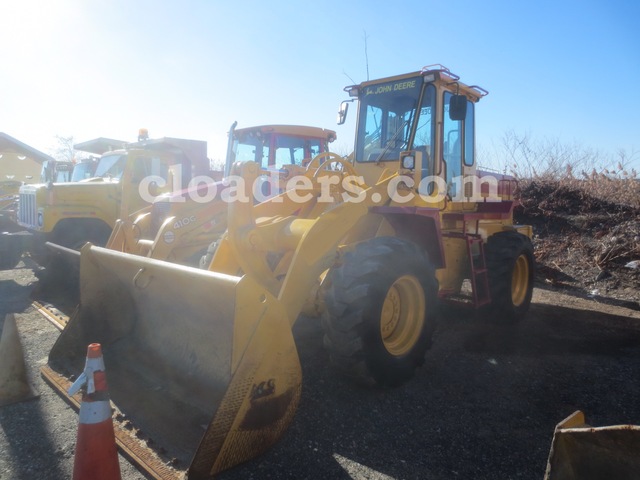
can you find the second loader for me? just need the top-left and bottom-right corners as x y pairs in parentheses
(43, 65), (534, 479)
(107, 123), (336, 266)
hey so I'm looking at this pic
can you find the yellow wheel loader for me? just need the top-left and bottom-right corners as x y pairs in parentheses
(106, 123), (337, 267)
(43, 65), (534, 478)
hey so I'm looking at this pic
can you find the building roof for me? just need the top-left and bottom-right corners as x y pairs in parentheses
(0, 132), (54, 164)
(73, 137), (127, 155)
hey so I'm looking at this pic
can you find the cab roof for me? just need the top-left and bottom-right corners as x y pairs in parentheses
(234, 125), (337, 143)
(349, 64), (488, 103)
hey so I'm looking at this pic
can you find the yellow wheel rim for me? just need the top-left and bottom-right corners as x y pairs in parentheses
(380, 275), (426, 356)
(511, 254), (530, 307)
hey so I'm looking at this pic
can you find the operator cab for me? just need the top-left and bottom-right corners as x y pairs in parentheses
(340, 65), (487, 199)
(230, 125), (335, 171)
(227, 124), (337, 198)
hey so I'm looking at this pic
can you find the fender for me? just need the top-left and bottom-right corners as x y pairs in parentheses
(370, 205), (445, 269)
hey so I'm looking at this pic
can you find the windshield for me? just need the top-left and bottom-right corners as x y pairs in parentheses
(234, 135), (263, 164)
(40, 162), (72, 183)
(233, 132), (325, 169)
(273, 135), (323, 169)
(71, 162), (96, 182)
(355, 76), (434, 164)
(94, 154), (126, 179)
(55, 170), (71, 182)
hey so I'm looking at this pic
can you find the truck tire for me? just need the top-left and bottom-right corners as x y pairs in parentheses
(483, 231), (535, 324)
(0, 246), (22, 270)
(0, 254), (20, 270)
(322, 236), (438, 387)
(37, 221), (111, 297)
(0, 232), (27, 270)
(53, 221), (111, 250)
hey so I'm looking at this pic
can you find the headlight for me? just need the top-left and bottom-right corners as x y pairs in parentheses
(37, 212), (43, 227)
(402, 155), (415, 170)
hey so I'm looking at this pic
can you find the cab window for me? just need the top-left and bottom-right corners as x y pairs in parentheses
(132, 156), (169, 181)
(274, 136), (323, 169)
(355, 77), (430, 163)
(234, 132), (268, 166)
(413, 91), (436, 178)
(94, 154), (126, 179)
(464, 100), (475, 167)
(443, 93), (463, 196)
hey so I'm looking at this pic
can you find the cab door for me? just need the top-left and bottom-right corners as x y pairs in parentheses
(442, 91), (476, 206)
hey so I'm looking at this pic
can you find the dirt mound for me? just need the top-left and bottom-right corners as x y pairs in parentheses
(514, 180), (640, 307)
(516, 181), (638, 232)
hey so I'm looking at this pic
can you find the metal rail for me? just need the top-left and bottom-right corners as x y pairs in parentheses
(32, 301), (69, 330)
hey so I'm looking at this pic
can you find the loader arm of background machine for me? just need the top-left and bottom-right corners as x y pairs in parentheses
(218, 160), (395, 325)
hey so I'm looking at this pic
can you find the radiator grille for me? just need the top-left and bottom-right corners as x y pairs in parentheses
(18, 192), (38, 228)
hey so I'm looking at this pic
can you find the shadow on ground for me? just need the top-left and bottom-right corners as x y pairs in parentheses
(217, 299), (640, 480)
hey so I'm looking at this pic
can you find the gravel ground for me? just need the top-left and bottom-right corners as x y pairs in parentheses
(2, 261), (640, 480)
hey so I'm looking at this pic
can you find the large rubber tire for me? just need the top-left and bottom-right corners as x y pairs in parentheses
(53, 221), (111, 250)
(483, 231), (535, 324)
(322, 236), (438, 387)
(0, 232), (27, 270)
(0, 253), (20, 270)
(35, 221), (111, 301)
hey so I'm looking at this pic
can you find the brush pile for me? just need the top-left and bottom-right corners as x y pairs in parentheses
(515, 179), (640, 306)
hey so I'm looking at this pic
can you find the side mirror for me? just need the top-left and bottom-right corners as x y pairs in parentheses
(449, 95), (467, 121)
(337, 101), (349, 125)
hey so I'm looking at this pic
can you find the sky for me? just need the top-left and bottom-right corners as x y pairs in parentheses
(1, 0), (639, 170)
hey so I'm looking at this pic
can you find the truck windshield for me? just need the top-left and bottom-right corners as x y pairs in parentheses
(71, 162), (96, 182)
(94, 154), (126, 179)
(355, 76), (434, 164)
(40, 162), (72, 183)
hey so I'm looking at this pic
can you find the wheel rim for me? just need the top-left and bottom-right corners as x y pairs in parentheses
(511, 254), (530, 306)
(380, 275), (426, 356)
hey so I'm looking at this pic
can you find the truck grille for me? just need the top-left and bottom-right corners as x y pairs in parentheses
(18, 192), (38, 228)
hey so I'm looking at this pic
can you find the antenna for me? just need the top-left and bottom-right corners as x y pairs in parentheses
(342, 70), (356, 84)
(342, 31), (371, 85)
(363, 30), (370, 81)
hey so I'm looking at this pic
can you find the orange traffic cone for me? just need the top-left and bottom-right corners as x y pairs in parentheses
(0, 313), (38, 407)
(68, 343), (122, 480)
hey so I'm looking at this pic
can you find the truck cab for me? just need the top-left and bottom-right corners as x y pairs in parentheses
(15, 134), (209, 261)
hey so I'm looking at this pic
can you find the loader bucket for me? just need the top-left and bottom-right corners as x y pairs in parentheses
(45, 244), (302, 479)
(544, 411), (640, 480)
